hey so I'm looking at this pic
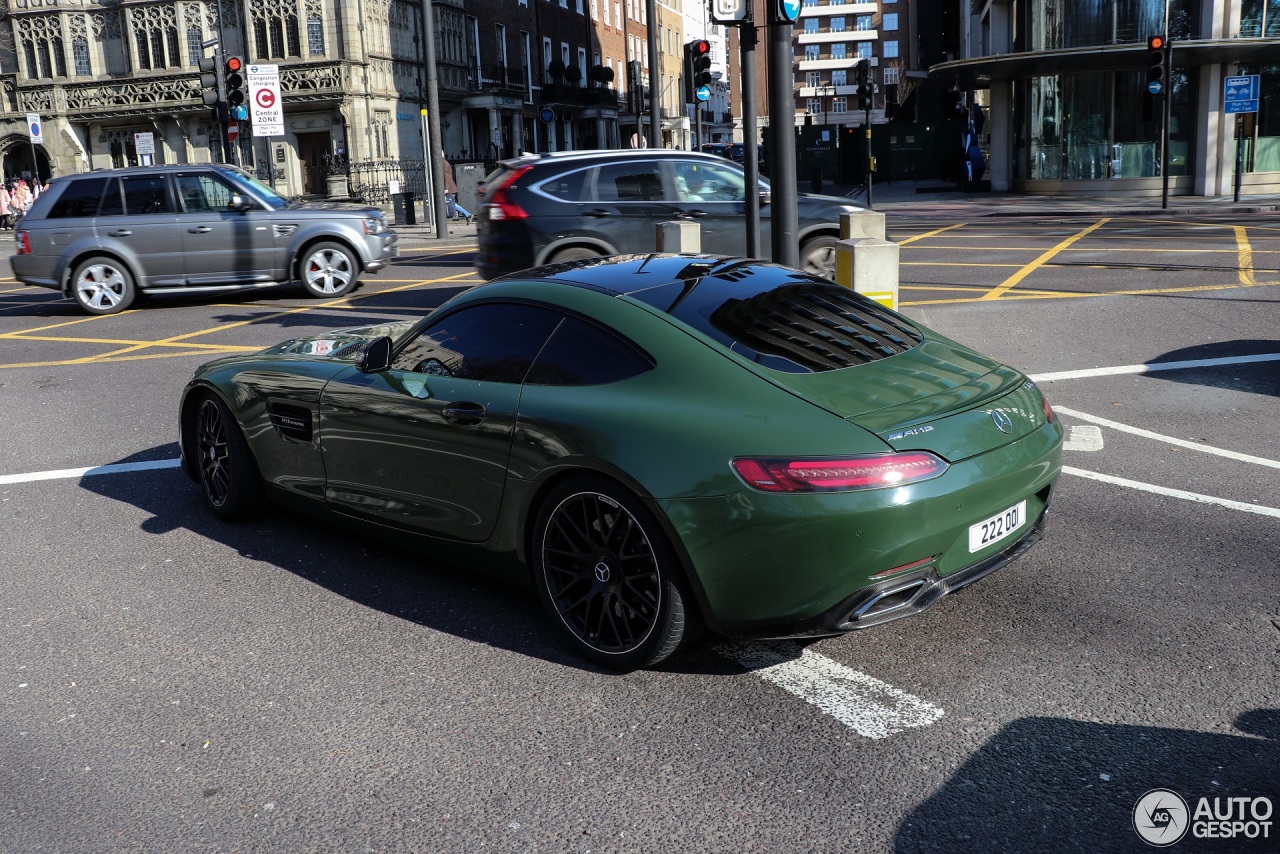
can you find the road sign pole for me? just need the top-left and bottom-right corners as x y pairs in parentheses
(1160, 41), (1171, 210)
(1234, 115), (1244, 203)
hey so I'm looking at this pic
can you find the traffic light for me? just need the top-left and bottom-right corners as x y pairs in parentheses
(224, 56), (248, 121)
(684, 40), (711, 104)
(198, 55), (226, 120)
(627, 60), (643, 114)
(856, 59), (873, 112)
(1147, 35), (1166, 96)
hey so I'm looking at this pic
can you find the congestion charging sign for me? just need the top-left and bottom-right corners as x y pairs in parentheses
(246, 64), (284, 137)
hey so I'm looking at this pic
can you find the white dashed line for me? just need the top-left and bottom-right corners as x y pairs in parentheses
(0, 458), (181, 485)
(1056, 407), (1280, 469)
(716, 641), (944, 739)
(1062, 425), (1104, 452)
(1063, 466), (1280, 519)
(1029, 352), (1280, 383)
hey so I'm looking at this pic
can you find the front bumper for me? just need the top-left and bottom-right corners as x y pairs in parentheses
(364, 231), (398, 272)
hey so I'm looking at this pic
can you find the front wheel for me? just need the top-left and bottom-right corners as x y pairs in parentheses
(798, 235), (839, 281)
(192, 393), (264, 521)
(532, 476), (696, 670)
(548, 246), (602, 264)
(71, 257), (136, 315)
(299, 242), (359, 298)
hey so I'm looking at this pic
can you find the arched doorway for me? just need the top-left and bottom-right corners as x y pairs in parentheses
(1, 135), (52, 183)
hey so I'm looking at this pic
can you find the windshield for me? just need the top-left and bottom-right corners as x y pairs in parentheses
(224, 167), (289, 210)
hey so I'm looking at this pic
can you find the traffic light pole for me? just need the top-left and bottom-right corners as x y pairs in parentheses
(741, 24), (760, 258)
(1161, 40), (1172, 210)
(645, 0), (662, 149)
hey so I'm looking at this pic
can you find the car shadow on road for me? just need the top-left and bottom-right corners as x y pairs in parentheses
(1146, 339), (1280, 399)
(78, 447), (700, 674)
(894, 710), (1279, 853)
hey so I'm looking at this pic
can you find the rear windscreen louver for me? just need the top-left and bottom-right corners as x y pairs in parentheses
(710, 284), (923, 372)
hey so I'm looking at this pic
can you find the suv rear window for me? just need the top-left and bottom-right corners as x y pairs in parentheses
(47, 177), (109, 219)
(99, 176), (174, 216)
(629, 272), (922, 373)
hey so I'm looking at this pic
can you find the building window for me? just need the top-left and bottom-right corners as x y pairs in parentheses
(883, 40), (899, 58)
(496, 24), (507, 68)
(186, 27), (204, 67)
(856, 15), (873, 30)
(804, 19), (818, 34)
(831, 43), (846, 59)
(307, 15), (325, 55)
(806, 71), (820, 87)
(856, 42), (872, 59)
(72, 36), (90, 76)
(832, 97), (847, 113)
(832, 69), (846, 86)
(806, 98), (821, 114)
(831, 17), (845, 32)
(883, 13), (898, 31)
(882, 66), (899, 85)
(804, 45), (820, 61)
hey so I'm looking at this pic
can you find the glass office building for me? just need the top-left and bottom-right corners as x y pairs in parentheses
(933, 0), (1280, 196)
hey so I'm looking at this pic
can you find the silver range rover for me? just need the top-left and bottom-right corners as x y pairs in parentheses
(11, 163), (398, 314)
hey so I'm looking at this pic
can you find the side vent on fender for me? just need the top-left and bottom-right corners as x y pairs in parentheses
(267, 402), (313, 442)
(273, 224), (299, 238)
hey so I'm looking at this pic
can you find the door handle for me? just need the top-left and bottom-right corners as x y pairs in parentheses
(682, 208), (708, 218)
(187, 226), (212, 234)
(585, 208), (613, 218)
(442, 402), (485, 426)
(107, 229), (132, 237)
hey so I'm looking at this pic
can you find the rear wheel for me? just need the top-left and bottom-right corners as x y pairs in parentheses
(798, 236), (839, 280)
(532, 477), (695, 670)
(71, 257), (136, 315)
(193, 393), (264, 521)
(300, 242), (359, 298)
(548, 246), (602, 264)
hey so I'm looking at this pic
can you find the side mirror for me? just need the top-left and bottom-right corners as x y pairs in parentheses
(358, 336), (393, 373)
(230, 193), (253, 212)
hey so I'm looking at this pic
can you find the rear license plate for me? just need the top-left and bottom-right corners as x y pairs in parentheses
(968, 500), (1027, 553)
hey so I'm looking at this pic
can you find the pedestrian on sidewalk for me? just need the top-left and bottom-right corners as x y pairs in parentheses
(441, 153), (473, 224)
(0, 183), (12, 230)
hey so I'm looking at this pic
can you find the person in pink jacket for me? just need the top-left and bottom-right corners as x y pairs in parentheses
(0, 183), (11, 230)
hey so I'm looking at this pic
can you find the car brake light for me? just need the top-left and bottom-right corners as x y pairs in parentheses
(14, 230), (30, 255)
(1041, 392), (1056, 424)
(487, 165), (532, 221)
(731, 453), (948, 493)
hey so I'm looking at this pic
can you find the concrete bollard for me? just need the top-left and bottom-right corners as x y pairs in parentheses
(839, 209), (886, 242)
(656, 220), (701, 253)
(834, 237), (899, 311)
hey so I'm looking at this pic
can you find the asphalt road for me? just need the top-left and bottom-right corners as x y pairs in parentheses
(1, 216), (1277, 853)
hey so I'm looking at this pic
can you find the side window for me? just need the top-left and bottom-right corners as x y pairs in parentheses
(175, 172), (238, 212)
(525, 316), (654, 386)
(98, 178), (124, 216)
(534, 168), (589, 201)
(674, 161), (745, 202)
(391, 302), (563, 384)
(121, 176), (174, 214)
(593, 161), (667, 202)
(46, 177), (109, 218)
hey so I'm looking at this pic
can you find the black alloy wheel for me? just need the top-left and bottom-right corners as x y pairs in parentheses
(194, 394), (263, 521)
(534, 477), (693, 670)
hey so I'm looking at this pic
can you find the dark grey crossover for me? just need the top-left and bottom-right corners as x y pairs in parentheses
(474, 149), (865, 281)
(12, 164), (397, 314)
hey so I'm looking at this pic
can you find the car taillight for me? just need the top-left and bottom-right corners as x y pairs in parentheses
(731, 453), (948, 493)
(486, 165), (532, 221)
(14, 230), (30, 255)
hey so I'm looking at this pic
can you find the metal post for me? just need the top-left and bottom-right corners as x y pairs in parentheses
(421, 110), (436, 231)
(864, 108), (873, 208)
(741, 25), (760, 259)
(1234, 115), (1244, 203)
(420, 0), (449, 238)
(1160, 39), (1170, 209)
(767, 19), (798, 267)
(645, 0), (662, 148)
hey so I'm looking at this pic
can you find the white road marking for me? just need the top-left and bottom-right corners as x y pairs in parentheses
(1062, 424), (1104, 452)
(1063, 466), (1280, 519)
(715, 641), (944, 739)
(1056, 407), (1280, 470)
(0, 458), (181, 485)
(1028, 352), (1280, 383)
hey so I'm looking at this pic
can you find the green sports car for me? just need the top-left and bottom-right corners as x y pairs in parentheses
(179, 254), (1062, 669)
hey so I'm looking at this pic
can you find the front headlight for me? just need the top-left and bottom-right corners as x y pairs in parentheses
(363, 216), (386, 235)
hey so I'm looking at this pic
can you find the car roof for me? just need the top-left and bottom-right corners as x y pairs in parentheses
(497, 149), (731, 171)
(77, 163), (239, 178)
(486, 253), (783, 296)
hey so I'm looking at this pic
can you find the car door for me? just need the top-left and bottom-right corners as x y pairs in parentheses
(174, 169), (279, 285)
(667, 158), (759, 257)
(93, 175), (184, 288)
(582, 160), (676, 254)
(318, 302), (563, 542)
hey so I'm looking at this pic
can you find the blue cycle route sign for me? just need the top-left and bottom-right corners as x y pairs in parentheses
(696, 85), (711, 102)
(780, 0), (801, 22)
(1223, 75), (1259, 114)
